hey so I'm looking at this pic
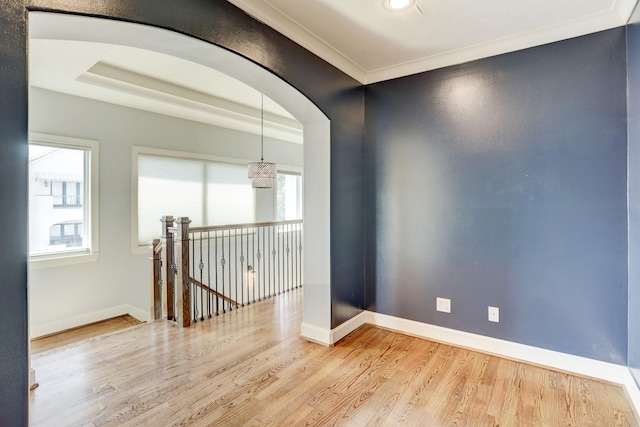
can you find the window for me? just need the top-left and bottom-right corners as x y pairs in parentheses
(49, 220), (83, 247)
(51, 181), (82, 208)
(29, 133), (99, 264)
(134, 148), (255, 247)
(276, 172), (302, 221)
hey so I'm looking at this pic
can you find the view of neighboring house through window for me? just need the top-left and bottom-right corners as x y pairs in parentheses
(136, 149), (255, 246)
(29, 136), (95, 257)
(276, 172), (302, 221)
(51, 180), (82, 208)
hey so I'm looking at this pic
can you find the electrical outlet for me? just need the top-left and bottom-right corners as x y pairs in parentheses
(488, 306), (500, 323)
(436, 297), (451, 313)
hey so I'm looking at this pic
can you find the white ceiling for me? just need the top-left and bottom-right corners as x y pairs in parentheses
(29, 38), (303, 144)
(228, 0), (639, 84)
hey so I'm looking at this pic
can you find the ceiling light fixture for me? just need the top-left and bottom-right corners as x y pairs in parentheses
(383, 0), (415, 12)
(248, 93), (276, 189)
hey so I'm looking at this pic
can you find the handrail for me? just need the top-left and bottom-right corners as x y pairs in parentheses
(188, 219), (302, 233)
(189, 276), (237, 307)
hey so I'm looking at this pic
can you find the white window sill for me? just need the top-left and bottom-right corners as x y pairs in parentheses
(29, 252), (99, 270)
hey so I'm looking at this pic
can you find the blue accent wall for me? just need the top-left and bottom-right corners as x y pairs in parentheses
(365, 29), (629, 363)
(0, 1), (29, 425)
(627, 2), (640, 387)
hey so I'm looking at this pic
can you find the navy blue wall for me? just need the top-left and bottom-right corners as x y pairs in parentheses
(627, 2), (640, 387)
(0, 1), (29, 425)
(365, 29), (628, 363)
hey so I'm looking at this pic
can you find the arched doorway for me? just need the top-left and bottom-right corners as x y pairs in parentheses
(29, 11), (332, 340)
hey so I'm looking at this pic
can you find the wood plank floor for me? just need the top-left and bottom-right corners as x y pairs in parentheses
(30, 289), (639, 426)
(31, 315), (143, 355)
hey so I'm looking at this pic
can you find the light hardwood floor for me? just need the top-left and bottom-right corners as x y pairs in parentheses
(30, 289), (639, 426)
(31, 315), (142, 355)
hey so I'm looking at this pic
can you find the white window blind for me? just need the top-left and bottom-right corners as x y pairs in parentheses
(137, 153), (254, 245)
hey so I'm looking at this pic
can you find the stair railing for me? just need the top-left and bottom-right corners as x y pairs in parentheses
(150, 216), (303, 326)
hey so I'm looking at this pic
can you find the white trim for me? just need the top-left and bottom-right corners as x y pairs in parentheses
(364, 11), (627, 84)
(366, 311), (628, 382)
(225, 0), (367, 83)
(29, 368), (37, 390)
(227, 0), (637, 85)
(617, 0), (640, 23)
(624, 371), (640, 418)
(300, 322), (332, 346)
(301, 120), (331, 333)
(301, 312), (367, 346)
(126, 305), (152, 323)
(329, 311), (367, 344)
(30, 304), (150, 339)
(308, 310), (640, 416)
(29, 252), (99, 269)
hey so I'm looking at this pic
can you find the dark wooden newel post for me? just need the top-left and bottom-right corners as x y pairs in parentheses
(160, 216), (175, 320)
(149, 238), (162, 320)
(175, 217), (192, 327)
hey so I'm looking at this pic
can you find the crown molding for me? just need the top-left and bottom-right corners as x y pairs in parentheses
(616, 0), (640, 22)
(365, 6), (629, 84)
(228, 0), (637, 85)
(226, 0), (367, 83)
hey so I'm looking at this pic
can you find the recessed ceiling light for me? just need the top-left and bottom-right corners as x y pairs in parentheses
(383, 0), (415, 12)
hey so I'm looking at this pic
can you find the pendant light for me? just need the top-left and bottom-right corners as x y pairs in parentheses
(248, 93), (276, 188)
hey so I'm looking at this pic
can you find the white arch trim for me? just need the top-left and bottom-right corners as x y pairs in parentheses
(29, 12), (332, 337)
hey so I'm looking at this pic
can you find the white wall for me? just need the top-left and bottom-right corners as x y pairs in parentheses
(28, 87), (302, 337)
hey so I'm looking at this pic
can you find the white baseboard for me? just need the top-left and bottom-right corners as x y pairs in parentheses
(301, 312), (368, 346)
(30, 304), (150, 339)
(306, 310), (640, 417)
(29, 368), (37, 390)
(300, 322), (332, 346)
(330, 311), (368, 344)
(126, 305), (151, 323)
(624, 371), (640, 418)
(366, 311), (629, 382)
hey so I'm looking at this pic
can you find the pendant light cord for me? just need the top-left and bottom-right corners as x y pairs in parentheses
(261, 93), (264, 162)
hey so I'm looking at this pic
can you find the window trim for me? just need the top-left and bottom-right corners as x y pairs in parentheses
(29, 133), (100, 269)
(132, 146), (267, 254)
